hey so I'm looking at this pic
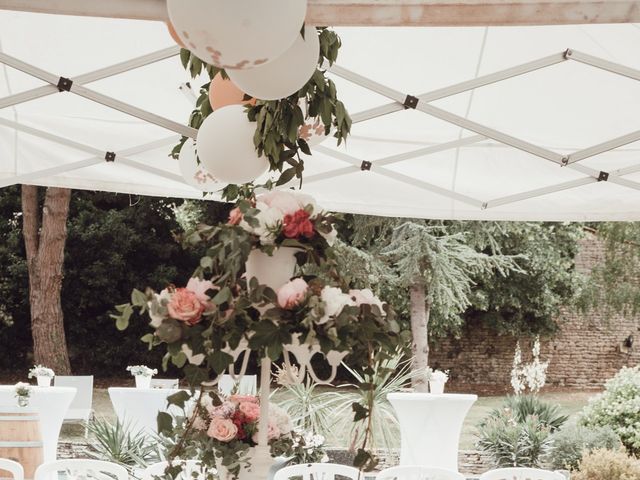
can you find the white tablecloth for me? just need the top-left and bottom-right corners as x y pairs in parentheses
(108, 387), (187, 435)
(388, 392), (477, 472)
(0, 385), (76, 463)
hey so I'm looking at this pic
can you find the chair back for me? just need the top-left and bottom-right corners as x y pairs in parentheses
(274, 463), (361, 480)
(53, 376), (94, 421)
(479, 468), (565, 480)
(0, 458), (24, 480)
(376, 466), (464, 480)
(150, 379), (179, 389)
(218, 375), (257, 396)
(34, 460), (128, 480)
(141, 460), (209, 480)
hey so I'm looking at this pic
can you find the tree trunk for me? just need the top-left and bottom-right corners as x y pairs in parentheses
(22, 185), (72, 374)
(410, 281), (431, 392)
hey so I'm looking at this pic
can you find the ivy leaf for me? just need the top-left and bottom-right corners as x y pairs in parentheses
(212, 286), (231, 305)
(208, 350), (233, 374)
(112, 304), (133, 331)
(157, 411), (174, 435)
(352, 402), (369, 422)
(167, 390), (192, 409)
(276, 167), (297, 186)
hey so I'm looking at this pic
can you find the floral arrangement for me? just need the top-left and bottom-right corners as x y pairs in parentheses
(15, 382), (31, 407)
(427, 369), (449, 382)
(230, 190), (337, 252)
(126, 365), (158, 378)
(291, 429), (328, 464)
(28, 365), (54, 378)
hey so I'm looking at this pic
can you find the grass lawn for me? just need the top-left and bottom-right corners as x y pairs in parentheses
(65, 388), (596, 451)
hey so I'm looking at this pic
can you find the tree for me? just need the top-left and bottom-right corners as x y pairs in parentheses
(21, 185), (72, 374)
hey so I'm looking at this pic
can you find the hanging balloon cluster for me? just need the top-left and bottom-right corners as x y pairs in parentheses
(167, 0), (351, 192)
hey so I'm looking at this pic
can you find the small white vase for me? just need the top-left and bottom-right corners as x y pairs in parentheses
(245, 247), (299, 292)
(135, 375), (152, 389)
(36, 376), (51, 387)
(429, 380), (445, 394)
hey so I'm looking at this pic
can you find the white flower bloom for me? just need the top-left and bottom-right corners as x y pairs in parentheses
(149, 289), (171, 328)
(259, 191), (301, 216)
(320, 227), (337, 246)
(349, 288), (385, 313)
(269, 403), (293, 434)
(318, 286), (355, 324)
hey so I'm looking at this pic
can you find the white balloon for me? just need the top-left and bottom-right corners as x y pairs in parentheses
(298, 104), (333, 147)
(196, 105), (270, 185)
(178, 139), (220, 191)
(167, 0), (307, 70)
(227, 26), (320, 100)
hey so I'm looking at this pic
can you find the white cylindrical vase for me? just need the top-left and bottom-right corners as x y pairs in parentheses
(36, 376), (51, 387)
(135, 375), (151, 389)
(388, 392), (477, 472)
(429, 380), (446, 394)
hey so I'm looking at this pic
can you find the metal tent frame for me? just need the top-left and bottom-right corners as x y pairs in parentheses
(2, 40), (640, 210)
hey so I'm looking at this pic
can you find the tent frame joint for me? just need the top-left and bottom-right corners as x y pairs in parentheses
(360, 160), (372, 171)
(105, 151), (116, 162)
(57, 76), (73, 92)
(403, 94), (419, 109)
(597, 171), (609, 182)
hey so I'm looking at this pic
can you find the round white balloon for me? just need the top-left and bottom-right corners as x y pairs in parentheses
(227, 26), (320, 100)
(167, 0), (306, 70)
(298, 103), (333, 147)
(196, 105), (270, 185)
(178, 139), (220, 191)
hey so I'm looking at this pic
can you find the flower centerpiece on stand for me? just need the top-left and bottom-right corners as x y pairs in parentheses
(113, 190), (400, 479)
(126, 365), (158, 389)
(28, 365), (54, 387)
(14, 382), (32, 407)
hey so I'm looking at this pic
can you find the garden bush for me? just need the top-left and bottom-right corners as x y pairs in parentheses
(476, 395), (568, 467)
(548, 423), (622, 470)
(581, 365), (640, 455)
(572, 448), (640, 480)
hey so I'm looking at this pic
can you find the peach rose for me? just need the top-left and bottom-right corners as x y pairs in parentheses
(238, 401), (261, 422)
(167, 288), (205, 325)
(277, 278), (308, 309)
(228, 207), (243, 225)
(207, 417), (238, 442)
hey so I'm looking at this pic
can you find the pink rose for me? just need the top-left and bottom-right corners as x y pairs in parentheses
(228, 207), (243, 225)
(186, 277), (214, 306)
(238, 401), (261, 422)
(251, 421), (281, 443)
(167, 288), (205, 325)
(277, 278), (308, 309)
(207, 417), (238, 442)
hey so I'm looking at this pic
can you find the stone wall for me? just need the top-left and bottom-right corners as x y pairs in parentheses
(429, 235), (640, 394)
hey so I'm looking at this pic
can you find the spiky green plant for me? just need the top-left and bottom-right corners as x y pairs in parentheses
(87, 417), (160, 471)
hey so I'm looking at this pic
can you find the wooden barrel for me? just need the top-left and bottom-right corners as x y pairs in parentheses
(0, 409), (44, 480)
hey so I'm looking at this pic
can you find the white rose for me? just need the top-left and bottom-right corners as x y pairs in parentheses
(349, 288), (386, 315)
(259, 191), (300, 216)
(294, 193), (318, 215)
(148, 289), (171, 328)
(318, 286), (355, 324)
(245, 202), (283, 245)
(269, 403), (293, 434)
(320, 227), (337, 246)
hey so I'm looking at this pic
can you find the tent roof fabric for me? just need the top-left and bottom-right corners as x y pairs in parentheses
(1, 11), (640, 221)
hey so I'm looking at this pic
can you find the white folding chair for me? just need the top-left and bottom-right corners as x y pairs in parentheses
(479, 468), (565, 480)
(218, 375), (257, 396)
(376, 466), (464, 480)
(54, 375), (94, 437)
(0, 459), (24, 480)
(35, 460), (128, 480)
(141, 460), (210, 480)
(274, 463), (361, 480)
(150, 379), (179, 389)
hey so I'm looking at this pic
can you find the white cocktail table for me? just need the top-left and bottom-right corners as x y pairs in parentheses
(388, 392), (477, 472)
(0, 385), (76, 463)
(108, 387), (187, 435)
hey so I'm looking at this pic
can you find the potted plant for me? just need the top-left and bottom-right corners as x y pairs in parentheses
(28, 365), (54, 387)
(427, 369), (449, 394)
(126, 365), (158, 389)
(14, 382), (32, 407)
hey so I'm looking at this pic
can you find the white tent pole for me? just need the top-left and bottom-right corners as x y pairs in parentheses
(3, 1), (640, 26)
(0, 51), (196, 138)
(0, 47), (179, 110)
(485, 177), (597, 209)
(303, 166), (359, 185)
(348, 52), (567, 124)
(375, 135), (486, 167)
(117, 157), (184, 183)
(567, 129), (640, 164)
(567, 49), (640, 81)
(0, 157), (104, 188)
(117, 136), (180, 156)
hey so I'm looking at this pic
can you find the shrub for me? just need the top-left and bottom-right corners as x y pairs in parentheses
(572, 448), (640, 480)
(581, 366), (640, 455)
(476, 395), (568, 467)
(548, 423), (622, 470)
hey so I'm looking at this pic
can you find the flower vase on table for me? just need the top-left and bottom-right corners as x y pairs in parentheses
(126, 365), (157, 389)
(135, 375), (151, 389)
(28, 365), (54, 387)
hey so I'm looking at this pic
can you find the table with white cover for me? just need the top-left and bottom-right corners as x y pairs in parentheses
(388, 393), (477, 472)
(0, 385), (76, 463)
(108, 387), (187, 435)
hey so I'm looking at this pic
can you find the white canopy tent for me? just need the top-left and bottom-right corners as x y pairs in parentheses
(1, 6), (640, 220)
